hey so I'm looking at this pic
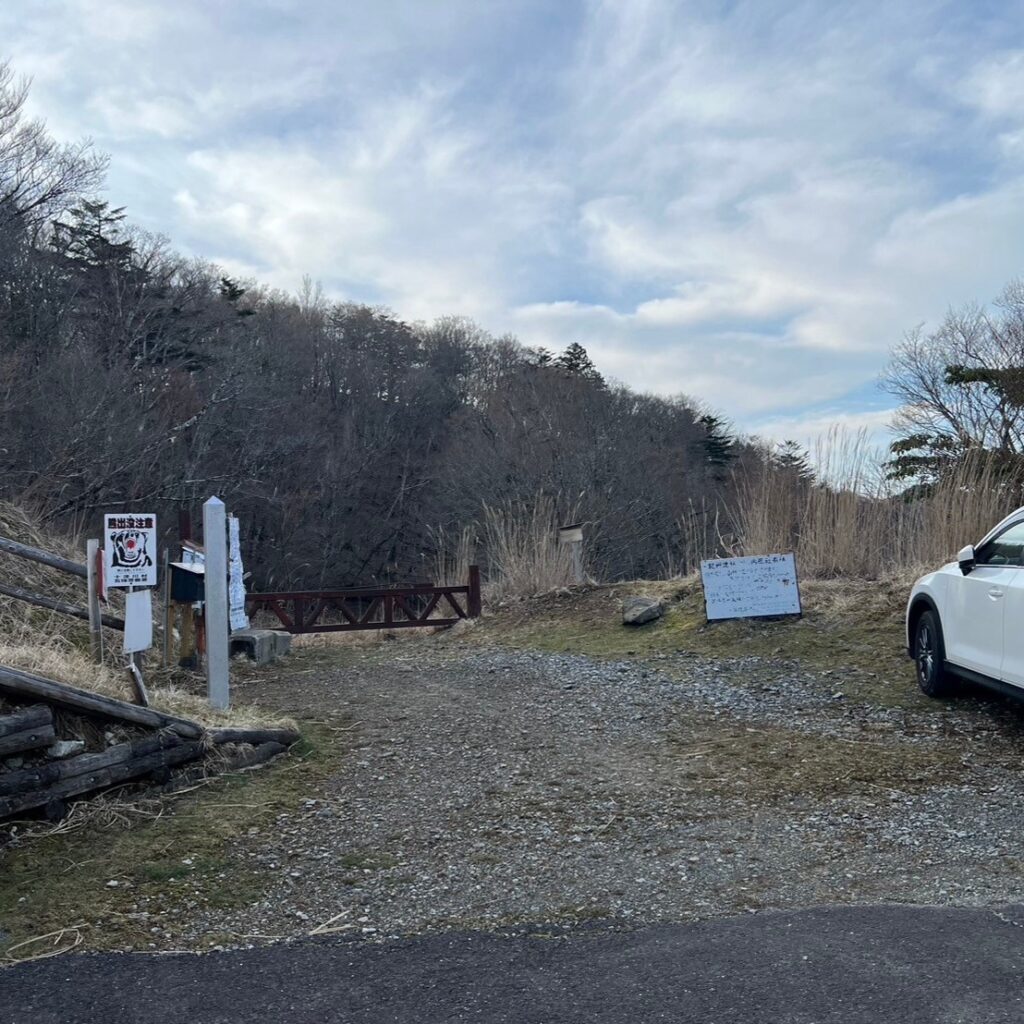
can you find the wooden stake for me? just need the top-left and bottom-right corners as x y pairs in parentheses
(127, 656), (150, 708)
(86, 539), (102, 664)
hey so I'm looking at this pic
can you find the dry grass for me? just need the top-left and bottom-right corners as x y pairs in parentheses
(733, 431), (1020, 579)
(670, 719), (959, 803)
(0, 501), (286, 728)
(0, 639), (132, 702)
(482, 495), (579, 601)
(0, 722), (340, 958)
(429, 523), (478, 587)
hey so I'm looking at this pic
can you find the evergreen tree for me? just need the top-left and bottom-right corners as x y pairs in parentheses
(219, 276), (256, 317)
(555, 341), (603, 384)
(699, 413), (734, 469)
(53, 200), (135, 270)
(774, 439), (814, 482)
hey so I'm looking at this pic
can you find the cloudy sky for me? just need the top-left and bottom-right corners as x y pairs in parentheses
(4, 0), (1024, 447)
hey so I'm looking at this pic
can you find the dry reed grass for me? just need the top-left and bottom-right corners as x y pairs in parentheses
(0, 501), (285, 728)
(482, 495), (579, 601)
(428, 523), (478, 586)
(732, 430), (1022, 578)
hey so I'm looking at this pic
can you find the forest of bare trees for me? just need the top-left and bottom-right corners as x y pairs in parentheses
(10, 57), (1024, 588)
(0, 62), (787, 588)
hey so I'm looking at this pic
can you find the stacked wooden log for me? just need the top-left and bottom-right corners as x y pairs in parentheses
(0, 665), (299, 822)
(0, 705), (56, 759)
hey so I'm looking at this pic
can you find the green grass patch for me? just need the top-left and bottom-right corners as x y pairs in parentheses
(0, 722), (344, 960)
(669, 717), (960, 804)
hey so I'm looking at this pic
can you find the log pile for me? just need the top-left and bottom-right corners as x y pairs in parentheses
(0, 664), (300, 823)
(0, 705), (56, 758)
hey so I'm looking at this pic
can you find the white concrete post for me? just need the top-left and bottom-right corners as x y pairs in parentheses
(203, 496), (230, 709)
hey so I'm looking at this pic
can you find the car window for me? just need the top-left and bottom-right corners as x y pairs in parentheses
(976, 521), (1024, 566)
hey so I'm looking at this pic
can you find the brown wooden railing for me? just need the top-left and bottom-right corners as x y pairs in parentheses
(246, 566), (482, 634)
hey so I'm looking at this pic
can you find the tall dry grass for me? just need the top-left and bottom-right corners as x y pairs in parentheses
(427, 523), (478, 586)
(672, 496), (732, 577)
(732, 431), (1022, 579)
(482, 495), (579, 600)
(0, 501), (138, 701)
(0, 502), (286, 727)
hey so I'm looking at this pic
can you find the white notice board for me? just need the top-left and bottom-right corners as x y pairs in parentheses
(123, 589), (154, 653)
(699, 553), (801, 621)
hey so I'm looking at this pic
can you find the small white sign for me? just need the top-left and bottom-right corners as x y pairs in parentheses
(104, 513), (157, 589)
(228, 515), (249, 632)
(700, 553), (801, 622)
(123, 588), (154, 653)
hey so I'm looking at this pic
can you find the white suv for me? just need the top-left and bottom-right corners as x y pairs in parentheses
(907, 507), (1024, 698)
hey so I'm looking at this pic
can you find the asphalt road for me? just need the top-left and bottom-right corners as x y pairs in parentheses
(4, 904), (1024, 1023)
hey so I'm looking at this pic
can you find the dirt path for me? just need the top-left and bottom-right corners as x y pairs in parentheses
(177, 636), (1024, 945)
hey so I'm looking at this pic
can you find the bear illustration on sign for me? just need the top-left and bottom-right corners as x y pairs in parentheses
(110, 529), (153, 571)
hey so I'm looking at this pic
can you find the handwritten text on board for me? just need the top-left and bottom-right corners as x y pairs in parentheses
(699, 553), (801, 621)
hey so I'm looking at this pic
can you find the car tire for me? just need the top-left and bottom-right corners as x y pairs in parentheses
(914, 609), (955, 698)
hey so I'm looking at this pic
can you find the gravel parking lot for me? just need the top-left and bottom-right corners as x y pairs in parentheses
(178, 633), (1024, 946)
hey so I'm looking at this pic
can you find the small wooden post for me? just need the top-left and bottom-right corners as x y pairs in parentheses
(203, 496), (230, 710)
(86, 539), (103, 664)
(558, 524), (585, 585)
(467, 565), (482, 618)
(127, 658), (150, 707)
(179, 604), (195, 668)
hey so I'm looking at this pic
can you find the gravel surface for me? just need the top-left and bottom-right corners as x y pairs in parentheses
(175, 639), (1024, 947)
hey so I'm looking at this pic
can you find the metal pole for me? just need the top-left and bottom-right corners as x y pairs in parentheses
(161, 547), (171, 669)
(203, 496), (230, 710)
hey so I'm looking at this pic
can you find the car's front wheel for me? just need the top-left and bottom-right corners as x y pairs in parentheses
(914, 609), (955, 698)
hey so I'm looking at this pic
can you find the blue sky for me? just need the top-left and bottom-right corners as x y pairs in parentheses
(5, 0), (1024, 450)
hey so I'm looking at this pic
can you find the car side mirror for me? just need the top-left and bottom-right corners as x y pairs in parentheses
(958, 544), (976, 575)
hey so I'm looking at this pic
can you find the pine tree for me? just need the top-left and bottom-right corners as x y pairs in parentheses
(775, 439), (814, 482)
(219, 276), (256, 317)
(53, 200), (135, 270)
(555, 342), (603, 384)
(699, 414), (734, 469)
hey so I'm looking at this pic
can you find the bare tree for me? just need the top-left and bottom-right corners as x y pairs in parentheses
(0, 62), (106, 227)
(883, 282), (1024, 479)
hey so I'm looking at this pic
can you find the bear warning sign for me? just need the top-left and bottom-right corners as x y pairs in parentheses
(104, 513), (157, 589)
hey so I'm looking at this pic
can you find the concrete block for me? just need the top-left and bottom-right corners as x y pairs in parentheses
(229, 628), (283, 665)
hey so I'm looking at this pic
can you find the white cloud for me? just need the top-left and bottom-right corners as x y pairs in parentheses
(3, 0), (1024, 439)
(750, 407), (898, 450)
(959, 50), (1024, 119)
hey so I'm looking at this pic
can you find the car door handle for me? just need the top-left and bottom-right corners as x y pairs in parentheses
(989, 588), (1005, 599)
